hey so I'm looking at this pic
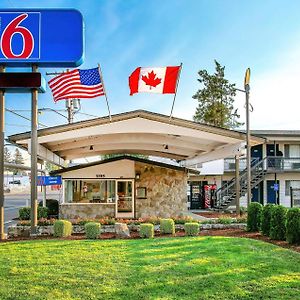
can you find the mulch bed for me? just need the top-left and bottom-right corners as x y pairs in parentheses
(1, 229), (299, 253)
(193, 212), (241, 218)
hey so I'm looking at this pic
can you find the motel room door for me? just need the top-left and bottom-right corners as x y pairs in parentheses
(116, 180), (134, 218)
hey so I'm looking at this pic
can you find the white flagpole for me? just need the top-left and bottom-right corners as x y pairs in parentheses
(169, 63), (183, 120)
(98, 63), (112, 122)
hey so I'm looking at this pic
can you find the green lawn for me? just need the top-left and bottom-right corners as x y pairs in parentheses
(0, 237), (299, 300)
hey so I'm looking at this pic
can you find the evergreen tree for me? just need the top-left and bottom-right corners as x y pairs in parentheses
(193, 60), (243, 129)
(12, 148), (24, 175)
(4, 147), (12, 163)
(4, 147), (12, 172)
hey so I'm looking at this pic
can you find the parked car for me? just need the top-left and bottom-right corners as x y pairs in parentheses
(8, 180), (21, 185)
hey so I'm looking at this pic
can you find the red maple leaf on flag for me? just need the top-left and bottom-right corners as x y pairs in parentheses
(141, 70), (162, 89)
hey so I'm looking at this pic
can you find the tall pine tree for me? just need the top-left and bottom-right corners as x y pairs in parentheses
(193, 60), (243, 129)
(12, 148), (24, 175)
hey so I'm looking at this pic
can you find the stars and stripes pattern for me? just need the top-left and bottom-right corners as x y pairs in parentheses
(48, 68), (105, 102)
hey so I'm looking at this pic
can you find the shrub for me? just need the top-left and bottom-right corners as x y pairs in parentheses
(173, 216), (195, 224)
(286, 208), (300, 244)
(236, 217), (247, 223)
(260, 204), (274, 236)
(184, 223), (200, 236)
(247, 202), (263, 232)
(200, 219), (215, 224)
(39, 199), (59, 217)
(19, 207), (31, 220)
(240, 206), (247, 216)
(140, 223), (154, 238)
(160, 218), (175, 235)
(270, 205), (287, 240)
(38, 207), (48, 219)
(218, 217), (232, 224)
(19, 206), (49, 220)
(85, 222), (101, 239)
(53, 220), (72, 237)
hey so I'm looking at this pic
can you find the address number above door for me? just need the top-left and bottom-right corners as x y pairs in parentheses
(0, 9), (84, 67)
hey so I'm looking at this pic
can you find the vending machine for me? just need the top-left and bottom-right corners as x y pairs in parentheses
(203, 184), (217, 209)
(189, 181), (208, 209)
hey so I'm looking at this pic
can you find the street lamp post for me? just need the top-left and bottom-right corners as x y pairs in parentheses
(236, 68), (251, 208)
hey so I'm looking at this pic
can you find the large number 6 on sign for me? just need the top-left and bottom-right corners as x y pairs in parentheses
(0, 13), (34, 59)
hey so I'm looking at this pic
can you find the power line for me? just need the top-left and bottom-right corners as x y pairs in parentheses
(5, 108), (48, 128)
(77, 112), (99, 118)
(5, 123), (31, 128)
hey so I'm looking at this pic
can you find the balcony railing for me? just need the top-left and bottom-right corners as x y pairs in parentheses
(224, 157), (300, 172)
(224, 158), (259, 172)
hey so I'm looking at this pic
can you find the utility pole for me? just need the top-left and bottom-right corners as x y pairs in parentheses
(65, 99), (80, 124)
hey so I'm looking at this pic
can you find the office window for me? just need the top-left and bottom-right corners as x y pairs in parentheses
(65, 180), (116, 203)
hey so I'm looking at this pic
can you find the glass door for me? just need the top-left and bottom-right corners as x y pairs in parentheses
(116, 180), (134, 218)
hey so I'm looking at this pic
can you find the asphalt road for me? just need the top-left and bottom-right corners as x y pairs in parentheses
(4, 192), (61, 230)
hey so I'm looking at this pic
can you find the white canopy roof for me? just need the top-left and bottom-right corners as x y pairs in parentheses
(7, 110), (264, 167)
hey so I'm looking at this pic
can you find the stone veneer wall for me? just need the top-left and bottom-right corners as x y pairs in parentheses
(60, 204), (115, 219)
(135, 162), (187, 218)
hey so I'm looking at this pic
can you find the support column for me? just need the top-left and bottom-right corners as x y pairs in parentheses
(31, 65), (38, 234)
(0, 65), (5, 240)
(235, 155), (240, 216)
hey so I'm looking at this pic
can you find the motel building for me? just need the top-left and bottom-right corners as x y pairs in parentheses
(188, 130), (300, 210)
(8, 110), (264, 219)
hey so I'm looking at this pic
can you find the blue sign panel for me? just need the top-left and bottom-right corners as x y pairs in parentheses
(37, 176), (62, 186)
(0, 9), (84, 67)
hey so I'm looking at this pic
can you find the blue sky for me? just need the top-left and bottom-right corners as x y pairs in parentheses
(3, 0), (300, 137)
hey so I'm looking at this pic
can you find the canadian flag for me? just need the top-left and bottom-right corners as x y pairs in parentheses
(129, 66), (181, 95)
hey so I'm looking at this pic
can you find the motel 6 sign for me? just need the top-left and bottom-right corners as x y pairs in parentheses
(0, 9), (84, 67)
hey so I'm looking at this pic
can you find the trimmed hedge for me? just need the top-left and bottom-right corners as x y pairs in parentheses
(286, 208), (300, 244)
(270, 205), (287, 240)
(184, 222), (200, 236)
(139, 223), (154, 238)
(160, 219), (175, 235)
(260, 204), (274, 236)
(247, 202), (263, 232)
(85, 222), (101, 239)
(53, 220), (72, 237)
(19, 206), (48, 220)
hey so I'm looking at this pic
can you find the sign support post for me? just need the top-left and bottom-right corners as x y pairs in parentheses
(30, 65), (38, 234)
(0, 65), (5, 240)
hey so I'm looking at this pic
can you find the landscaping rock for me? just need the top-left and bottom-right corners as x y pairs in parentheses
(115, 223), (130, 238)
(8, 226), (30, 238)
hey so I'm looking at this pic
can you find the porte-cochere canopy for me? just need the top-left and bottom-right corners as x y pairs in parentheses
(7, 110), (264, 167)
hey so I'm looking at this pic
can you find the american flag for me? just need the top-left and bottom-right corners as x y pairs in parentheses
(48, 68), (105, 102)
